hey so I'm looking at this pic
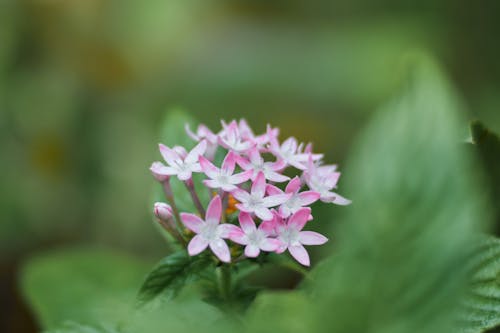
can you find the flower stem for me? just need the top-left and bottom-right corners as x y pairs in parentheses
(185, 179), (206, 217)
(162, 179), (184, 235)
(217, 264), (232, 301)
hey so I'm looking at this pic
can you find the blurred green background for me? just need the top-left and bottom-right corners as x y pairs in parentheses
(1, 1), (499, 332)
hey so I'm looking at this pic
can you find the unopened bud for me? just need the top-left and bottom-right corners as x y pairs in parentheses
(154, 202), (173, 221)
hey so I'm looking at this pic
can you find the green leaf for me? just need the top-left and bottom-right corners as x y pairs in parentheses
(459, 237), (500, 333)
(300, 56), (491, 333)
(45, 322), (119, 333)
(470, 121), (500, 235)
(20, 247), (150, 330)
(137, 251), (212, 305)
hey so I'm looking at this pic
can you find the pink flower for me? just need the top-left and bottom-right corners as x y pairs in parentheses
(219, 120), (254, 153)
(199, 152), (253, 192)
(276, 208), (328, 266)
(238, 120), (278, 148)
(151, 140), (207, 181)
(232, 172), (291, 221)
(180, 195), (239, 263)
(304, 157), (351, 205)
(268, 133), (322, 170)
(185, 124), (218, 159)
(229, 212), (280, 257)
(236, 147), (289, 183)
(267, 176), (320, 218)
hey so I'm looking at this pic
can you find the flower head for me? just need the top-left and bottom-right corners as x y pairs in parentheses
(276, 208), (328, 266)
(236, 147), (289, 183)
(151, 140), (207, 181)
(229, 212), (280, 257)
(199, 151), (253, 192)
(180, 195), (239, 263)
(232, 172), (291, 221)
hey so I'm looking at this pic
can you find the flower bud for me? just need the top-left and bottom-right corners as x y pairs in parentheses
(154, 202), (173, 221)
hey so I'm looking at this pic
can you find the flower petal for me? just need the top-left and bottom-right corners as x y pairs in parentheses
(254, 207), (274, 221)
(199, 155), (219, 178)
(288, 207), (311, 231)
(238, 212), (256, 234)
(285, 176), (302, 194)
(299, 231), (328, 245)
(217, 223), (241, 238)
(177, 169), (192, 181)
(221, 151), (236, 174)
(159, 144), (179, 165)
(265, 170), (290, 183)
(203, 179), (222, 189)
(231, 189), (250, 202)
(330, 192), (352, 205)
(228, 228), (248, 245)
(209, 238), (231, 263)
(258, 220), (277, 236)
(263, 193), (292, 207)
(185, 140), (207, 164)
(229, 170), (253, 184)
(205, 195), (222, 224)
(298, 191), (321, 206)
(259, 238), (281, 252)
(244, 245), (260, 258)
(188, 235), (209, 256)
(266, 184), (283, 196)
(288, 244), (310, 266)
(180, 213), (204, 233)
(251, 172), (267, 198)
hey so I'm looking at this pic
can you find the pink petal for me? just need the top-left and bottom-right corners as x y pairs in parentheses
(285, 176), (302, 194)
(298, 191), (321, 206)
(265, 171), (290, 183)
(150, 162), (176, 180)
(203, 179), (221, 189)
(221, 151), (236, 174)
(220, 183), (238, 192)
(235, 203), (253, 214)
(185, 123), (200, 141)
(288, 207), (311, 231)
(205, 195), (222, 224)
(251, 172), (267, 197)
(235, 155), (252, 170)
(259, 238), (280, 252)
(266, 184), (283, 196)
(209, 239), (231, 263)
(188, 235), (209, 256)
(159, 144), (179, 165)
(180, 213), (204, 233)
(185, 140), (207, 164)
(270, 159), (287, 171)
(231, 189), (250, 202)
(217, 223), (241, 238)
(228, 228), (248, 245)
(330, 192), (352, 205)
(244, 245), (260, 258)
(263, 193), (292, 207)
(259, 220), (277, 236)
(199, 155), (219, 178)
(255, 207), (274, 221)
(288, 244), (310, 266)
(299, 231), (328, 245)
(247, 148), (263, 165)
(238, 212), (256, 234)
(229, 170), (253, 184)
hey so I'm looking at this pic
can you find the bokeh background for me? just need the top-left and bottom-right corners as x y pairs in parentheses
(1, 1), (499, 332)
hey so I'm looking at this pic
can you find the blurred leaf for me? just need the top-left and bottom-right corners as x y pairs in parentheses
(20, 247), (150, 330)
(45, 322), (119, 333)
(137, 251), (211, 305)
(459, 237), (500, 333)
(299, 57), (490, 333)
(470, 121), (500, 235)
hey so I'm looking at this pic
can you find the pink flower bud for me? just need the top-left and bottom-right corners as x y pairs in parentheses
(154, 202), (173, 221)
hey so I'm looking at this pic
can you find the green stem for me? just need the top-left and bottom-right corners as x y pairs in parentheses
(218, 264), (232, 301)
(185, 179), (206, 217)
(162, 179), (184, 237)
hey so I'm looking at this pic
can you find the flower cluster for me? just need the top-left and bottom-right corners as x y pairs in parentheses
(151, 119), (350, 266)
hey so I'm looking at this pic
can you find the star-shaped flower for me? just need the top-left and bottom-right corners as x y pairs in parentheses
(219, 120), (254, 153)
(276, 208), (328, 266)
(232, 172), (291, 221)
(229, 212), (280, 257)
(236, 147), (289, 183)
(199, 151), (253, 192)
(268, 131), (322, 170)
(303, 157), (351, 205)
(267, 176), (320, 218)
(180, 195), (239, 263)
(151, 140), (207, 181)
